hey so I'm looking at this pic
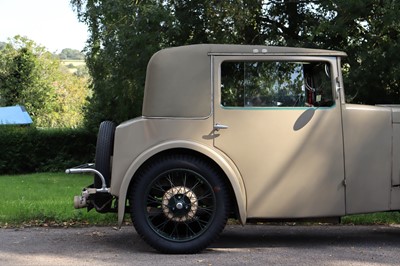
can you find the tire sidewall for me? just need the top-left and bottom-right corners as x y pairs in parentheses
(130, 155), (229, 253)
(94, 121), (116, 188)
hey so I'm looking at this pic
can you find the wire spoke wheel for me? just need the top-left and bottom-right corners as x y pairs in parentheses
(129, 154), (229, 253)
(146, 169), (216, 241)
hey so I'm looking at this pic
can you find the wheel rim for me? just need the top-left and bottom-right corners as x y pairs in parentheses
(144, 168), (216, 242)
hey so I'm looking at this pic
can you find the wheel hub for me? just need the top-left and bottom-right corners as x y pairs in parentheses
(162, 186), (198, 222)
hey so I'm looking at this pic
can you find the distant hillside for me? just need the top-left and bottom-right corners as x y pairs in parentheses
(61, 60), (85, 67)
(61, 60), (87, 76)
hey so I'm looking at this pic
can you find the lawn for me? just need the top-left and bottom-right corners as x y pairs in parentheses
(341, 212), (400, 225)
(1, 172), (400, 227)
(0, 172), (118, 227)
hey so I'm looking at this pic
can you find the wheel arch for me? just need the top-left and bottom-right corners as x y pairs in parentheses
(117, 141), (247, 226)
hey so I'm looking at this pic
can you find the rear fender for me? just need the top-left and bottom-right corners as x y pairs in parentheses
(117, 140), (247, 226)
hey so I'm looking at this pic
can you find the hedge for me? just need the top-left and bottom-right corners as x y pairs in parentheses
(0, 126), (96, 174)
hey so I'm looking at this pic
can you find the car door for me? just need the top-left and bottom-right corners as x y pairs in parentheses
(212, 55), (345, 218)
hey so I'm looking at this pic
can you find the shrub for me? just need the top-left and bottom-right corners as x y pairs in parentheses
(0, 126), (96, 174)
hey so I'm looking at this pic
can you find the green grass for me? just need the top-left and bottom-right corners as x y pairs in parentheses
(341, 212), (400, 225)
(1, 173), (400, 227)
(61, 60), (85, 66)
(0, 173), (118, 227)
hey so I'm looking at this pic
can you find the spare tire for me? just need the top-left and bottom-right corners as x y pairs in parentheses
(94, 121), (116, 188)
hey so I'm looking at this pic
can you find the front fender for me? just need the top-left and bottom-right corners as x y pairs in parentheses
(117, 140), (247, 226)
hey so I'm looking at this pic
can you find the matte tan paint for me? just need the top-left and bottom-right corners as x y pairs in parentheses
(391, 187), (400, 210)
(143, 45), (212, 117)
(111, 118), (247, 225)
(393, 124), (400, 186)
(213, 56), (345, 218)
(388, 107), (400, 186)
(106, 44), (400, 226)
(342, 104), (392, 213)
(143, 44), (346, 118)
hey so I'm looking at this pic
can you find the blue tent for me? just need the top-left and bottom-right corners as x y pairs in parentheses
(0, 105), (33, 125)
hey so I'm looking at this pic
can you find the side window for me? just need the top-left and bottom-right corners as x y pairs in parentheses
(221, 61), (334, 108)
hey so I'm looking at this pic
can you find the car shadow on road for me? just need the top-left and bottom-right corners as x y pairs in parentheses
(102, 224), (400, 253)
(209, 225), (400, 250)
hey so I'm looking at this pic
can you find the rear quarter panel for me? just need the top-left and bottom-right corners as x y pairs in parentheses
(110, 117), (247, 224)
(343, 104), (392, 214)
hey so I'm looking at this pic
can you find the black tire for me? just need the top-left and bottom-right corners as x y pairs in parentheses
(94, 121), (116, 188)
(129, 154), (229, 254)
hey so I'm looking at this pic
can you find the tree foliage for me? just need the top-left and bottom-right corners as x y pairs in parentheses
(58, 48), (85, 60)
(71, 0), (400, 128)
(0, 36), (90, 128)
(71, 0), (173, 130)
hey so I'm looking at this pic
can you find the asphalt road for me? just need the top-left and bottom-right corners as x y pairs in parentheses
(1, 224), (400, 265)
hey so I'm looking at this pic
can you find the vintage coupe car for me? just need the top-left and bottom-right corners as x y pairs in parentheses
(67, 44), (400, 253)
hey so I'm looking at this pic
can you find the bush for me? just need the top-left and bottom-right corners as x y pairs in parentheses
(0, 126), (96, 174)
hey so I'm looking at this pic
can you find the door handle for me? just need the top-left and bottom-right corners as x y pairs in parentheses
(214, 123), (229, 130)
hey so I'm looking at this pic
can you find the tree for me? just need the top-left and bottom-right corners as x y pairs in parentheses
(71, 0), (400, 129)
(310, 0), (400, 104)
(0, 36), (90, 127)
(167, 0), (265, 45)
(58, 48), (85, 60)
(71, 0), (177, 130)
(71, 0), (268, 129)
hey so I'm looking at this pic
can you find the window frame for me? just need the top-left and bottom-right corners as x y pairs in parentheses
(216, 56), (338, 110)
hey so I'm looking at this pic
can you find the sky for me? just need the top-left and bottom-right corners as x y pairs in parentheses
(0, 0), (88, 53)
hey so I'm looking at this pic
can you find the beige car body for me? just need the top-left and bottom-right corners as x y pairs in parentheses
(103, 44), (400, 226)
